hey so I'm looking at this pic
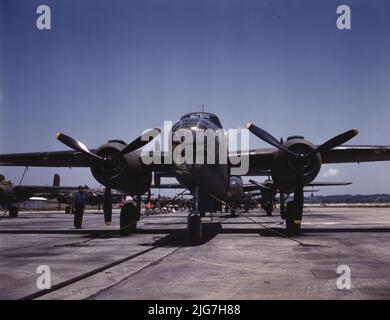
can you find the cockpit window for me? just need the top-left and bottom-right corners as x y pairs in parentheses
(180, 112), (223, 128)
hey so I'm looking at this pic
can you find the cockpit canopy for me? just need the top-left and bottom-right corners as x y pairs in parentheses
(180, 112), (223, 129)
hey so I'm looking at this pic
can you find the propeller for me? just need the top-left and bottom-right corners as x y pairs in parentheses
(245, 124), (296, 157)
(55, 133), (104, 161)
(114, 128), (161, 159)
(245, 123), (358, 164)
(56, 129), (161, 225)
(245, 122), (358, 213)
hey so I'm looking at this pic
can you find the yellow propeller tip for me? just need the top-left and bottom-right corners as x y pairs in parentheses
(245, 122), (251, 129)
(55, 132), (61, 140)
(352, 128), (359, 135)
(155, 128), (161, 133)
(105, 221), (112, 226)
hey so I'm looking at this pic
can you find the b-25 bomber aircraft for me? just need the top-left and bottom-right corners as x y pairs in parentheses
(0, 173), (77, 217)
(1, 112), (390, 243)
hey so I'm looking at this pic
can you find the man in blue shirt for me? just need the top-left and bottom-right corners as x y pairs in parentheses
(72, 186), (86, 229)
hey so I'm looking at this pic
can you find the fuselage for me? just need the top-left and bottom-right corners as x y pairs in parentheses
(170, 112), (230, 200)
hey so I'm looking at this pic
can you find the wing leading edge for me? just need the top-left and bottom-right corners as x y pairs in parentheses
(1, 145), (390, 172)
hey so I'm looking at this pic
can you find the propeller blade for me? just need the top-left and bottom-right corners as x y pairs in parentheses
(118, 128), (161, 157)
(246, 123), (297, 157)
(249, 179), (271, 191)
(56, 133), (103, 161)
(307, 129), (358, 157)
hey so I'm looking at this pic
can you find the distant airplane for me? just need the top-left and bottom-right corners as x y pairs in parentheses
(1, 111), (390, 243)
(0, 174), (76, 217)
(56, 187), (127, 214)
(247, 179), (352, 216)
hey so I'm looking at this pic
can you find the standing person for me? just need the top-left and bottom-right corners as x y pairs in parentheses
(72, 186), (86, 229)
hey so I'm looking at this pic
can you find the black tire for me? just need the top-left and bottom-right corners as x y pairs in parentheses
(120, 202), (139, 236)
(65, 206), (71, 214)
(9, 205), (18, 218)
(285, 201), (301, 236)
(188, 214), (202, 245)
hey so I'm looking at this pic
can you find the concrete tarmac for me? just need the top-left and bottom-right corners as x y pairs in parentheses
(1, 207), (390, 300)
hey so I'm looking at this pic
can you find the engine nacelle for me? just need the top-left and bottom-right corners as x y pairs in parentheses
(271, 137), (321, 193)
(90, 141), (151, 195)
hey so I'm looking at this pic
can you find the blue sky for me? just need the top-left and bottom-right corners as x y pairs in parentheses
(1, 0), (390, 195)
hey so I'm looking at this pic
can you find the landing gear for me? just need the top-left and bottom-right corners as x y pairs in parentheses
(187, 186), (203, 245)
(280, 192), (286, 219)
(120, 202), (140, 236)
(65, 206), (71, 214)
(285, 200), (302, 236)
(9, 205), (18, 218)
(103, 187), (112, 225)
(188, 213), (202, 245)
(265, 202), (273, 216)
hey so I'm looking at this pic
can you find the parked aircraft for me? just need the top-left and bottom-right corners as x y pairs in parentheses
(1, 112), (390, 243)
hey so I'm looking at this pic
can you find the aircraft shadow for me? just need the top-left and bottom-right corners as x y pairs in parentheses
(1, 226), (390, 248)
(145, 222), (223, 247)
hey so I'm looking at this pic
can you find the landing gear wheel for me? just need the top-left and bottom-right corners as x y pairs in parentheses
(285, 201), (301, 236)
(9, 205), (18, 218)
(280, 207), (286, 220)
(65, 206), (71, 214)
(188, 214), (202, 245)
(265, 203), (273, 217)
(120, 202), (139, 236)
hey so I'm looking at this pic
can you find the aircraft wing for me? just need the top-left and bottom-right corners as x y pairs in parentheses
(239, 145), (390, 175)
(242, 184), (268, 192)
(321, 145), (390, 163)
(1, 145), (390, 171)
(150, 183), (184, 189)
(13, 185), (80, 198)
(307, 182), (352, 187)
(0, 150), (92, 167)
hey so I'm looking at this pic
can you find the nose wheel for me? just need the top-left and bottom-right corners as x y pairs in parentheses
(188, 213), (202, 245)
(120, 202), (140, 236)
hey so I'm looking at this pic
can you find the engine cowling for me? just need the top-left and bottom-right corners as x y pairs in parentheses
(271, 136), (321, 192)
(90, 141), (151, 195)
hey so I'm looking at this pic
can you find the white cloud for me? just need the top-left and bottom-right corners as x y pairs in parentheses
(321, 168), (339, 178)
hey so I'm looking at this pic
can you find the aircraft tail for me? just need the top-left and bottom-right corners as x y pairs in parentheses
(53, 174), (60, 187)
